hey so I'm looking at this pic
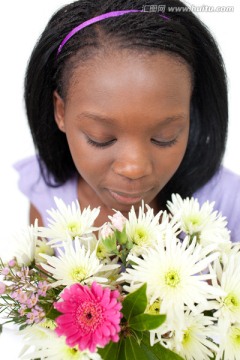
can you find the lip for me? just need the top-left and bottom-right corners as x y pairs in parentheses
(108, 189), (149, 205)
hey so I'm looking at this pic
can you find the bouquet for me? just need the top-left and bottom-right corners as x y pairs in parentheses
(1, 194), (240, 360)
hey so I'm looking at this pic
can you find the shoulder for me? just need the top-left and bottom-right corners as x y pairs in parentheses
(13, 155), (78, 226)
(13, 155), (45, 198)
(194, 166), (240, 201)
(194, 166), (240, 242)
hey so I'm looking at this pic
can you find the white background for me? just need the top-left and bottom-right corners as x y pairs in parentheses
(0, 1), (239, 236)
(0, 1), (239, 359)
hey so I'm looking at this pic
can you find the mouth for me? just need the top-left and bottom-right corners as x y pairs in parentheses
(108, 189), (150, 205)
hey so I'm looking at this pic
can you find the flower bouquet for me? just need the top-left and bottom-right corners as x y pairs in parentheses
(1, 195), (240, 360)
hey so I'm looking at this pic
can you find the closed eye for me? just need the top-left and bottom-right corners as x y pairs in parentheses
(86, 136), (178, 149)
(86, 137), (116, 148)
(151, 138), (178, 147)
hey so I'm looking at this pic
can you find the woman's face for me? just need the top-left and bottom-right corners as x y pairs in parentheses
(54, 51), (192, 214)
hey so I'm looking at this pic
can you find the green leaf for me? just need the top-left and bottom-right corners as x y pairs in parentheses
(118, 339), (126, 359)
(46, 307), (61, 320)
(98, 340), (122, 360)
(102, 234), (118, 253)
(129, 313), (166, 331)
(19, 323), (28, 331)
(98, 318), (180, 360)
(116, 228), (128, 245)
(124, 336), (152, 360)
(130, 329), (143, 344)
(0, 323), (2, 335)
(122, 284), (147, 320)
(141, 332), (184, 360)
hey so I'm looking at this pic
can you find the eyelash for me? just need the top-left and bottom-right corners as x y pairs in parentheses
(86, 137), (116, 148)
(151, 138), (178, 148)
(86, 137), (178, 149)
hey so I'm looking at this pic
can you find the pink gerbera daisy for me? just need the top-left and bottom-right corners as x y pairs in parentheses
(54, 282), (122, 352)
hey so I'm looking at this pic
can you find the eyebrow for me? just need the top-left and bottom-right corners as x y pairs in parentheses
(77, 112), (187, 126)
(77, 112), (117, 125)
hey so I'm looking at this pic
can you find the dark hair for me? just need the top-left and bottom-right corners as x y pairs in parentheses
(24, 0), (228, 206)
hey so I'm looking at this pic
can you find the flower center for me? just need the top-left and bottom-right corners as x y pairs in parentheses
(182, 329), (191, 345)
(132, 227), (149, 246)
(70, 267), (87, 282)
(189, 216), (201, 226)
(76, 301), (103, 333)
(165, 270), (180, 287)
(224, 293), (239, 310)
(97, 243), (109, 259)
(183, 214), (204, 234)
(39, 318), (56, 330)
(147, 300), (161, 315)
(63, 346), (80, 358)
(67, 222), (81, 237)
(230, 327), (240, 346)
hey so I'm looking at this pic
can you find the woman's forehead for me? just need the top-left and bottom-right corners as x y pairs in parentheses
(65, 50), (193, 111)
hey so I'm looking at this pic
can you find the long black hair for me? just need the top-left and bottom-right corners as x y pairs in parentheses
(24, 0), (228, 206)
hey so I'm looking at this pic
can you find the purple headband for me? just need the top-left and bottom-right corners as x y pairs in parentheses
(57, 10), (169, 56)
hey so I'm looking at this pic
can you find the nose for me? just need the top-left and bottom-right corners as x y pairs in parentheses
(112, 144), (153, 180)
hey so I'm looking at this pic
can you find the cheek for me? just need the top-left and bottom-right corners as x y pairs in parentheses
(66, 134), (111, 181)
(155, 133), (189, 180)
(172, 133), (189, 166)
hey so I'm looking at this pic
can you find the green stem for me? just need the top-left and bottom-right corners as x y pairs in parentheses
(32, 265), (56, 281)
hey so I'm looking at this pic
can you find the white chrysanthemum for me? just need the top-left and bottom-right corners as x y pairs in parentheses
(19, 323), (101, 360)
(120, 234), (222, 322)
(5, 219), (38, 266)
(167, 194), (231, 252)
(125, 203), (176, 255)
(167, 194), (212, 235)
(157, 210), (181, 242)
(221, 242), (240, 267)
(98, 256), (121, 289)
(169, 311), (218, 360)
(39, 197), (100, 246)
(35, 238), (54, 264)
(19, 321), (56, 359)
(33, 338), (102, 360)
(40, 239), (119, 287)
(211, 254), (240, 327)
(216, 323), (240, 360)
(75, 234), (98, 254)
(149, 311), (175, 349)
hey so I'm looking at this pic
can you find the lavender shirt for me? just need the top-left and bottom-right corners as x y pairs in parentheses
(14, 155), (240, 242)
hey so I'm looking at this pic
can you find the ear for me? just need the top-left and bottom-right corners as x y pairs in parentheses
(53, 90), (66, 132)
